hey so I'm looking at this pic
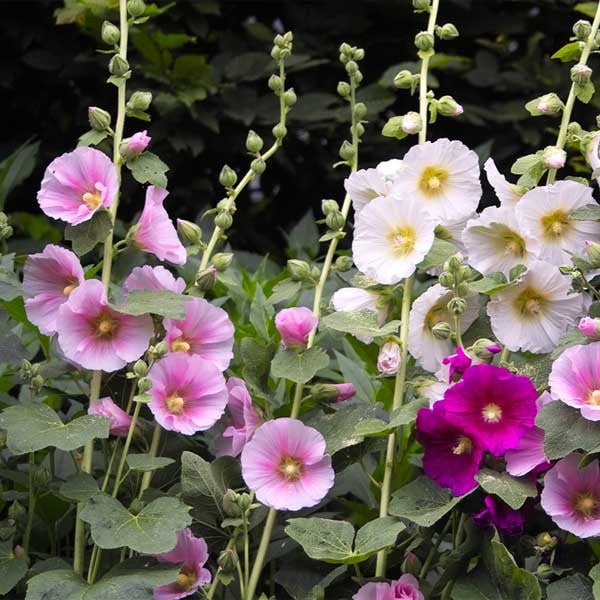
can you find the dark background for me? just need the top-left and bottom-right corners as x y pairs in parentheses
(2, 0), (598, 260)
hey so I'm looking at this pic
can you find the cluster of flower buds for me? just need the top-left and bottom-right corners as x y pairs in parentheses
(128, 359), (153, 403)
(0, 212), (13, 242)
(435, 23), (459, 40)
(215, 198), (235, 230)
(321, 198), (345, 232)
(18, 359), (44, 394)
(439, 253), (472, 317)
(222, 488), (254, 518)
(287, 259), (320, 283)
(393, 69), (420, 94)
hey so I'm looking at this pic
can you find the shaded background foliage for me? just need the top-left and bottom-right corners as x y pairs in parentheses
(3, 0), (599, 260)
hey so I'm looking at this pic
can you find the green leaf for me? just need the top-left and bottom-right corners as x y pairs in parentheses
(127, 151), (169, 188)
(589, 563), (600, 599)
(470, 272), (511, 295)
(239, 337), (274, 393)
(126, 454), (175, 472)
(0, 403), (110, 455)
(224, 52), (272, 81)
(511, 154), (541, 174)
(353, 400), (427, 437)
(335, 349), (375, 404)
(0, 539), (28, 595)
(0, 139), (39, 210)
(547, 574), (593, 600)
(0, 330), (27, 365)
(418, 238), (458, 271)
(576, 2), (599, 17)
(551, 41), (582, 62)
(575, 81), (595, 104)
(572, 204), (600, 221)
(271, 346), (330, 384)
(249, 285), (274, 341)
(321, 310), (400, 340)
(381, 116), (409, 140)
(268, 279), (302, 305)
(80, 493), (191, 553)
(64, 210), (113, 256)
(475, 469), (537, 510)
(60, 472), (100, 502)
(286, 210), (320, 260)
(353, 517), (406, 560)
(389, 476), (472, 527)
(114, 290), (190, 319)
(0, 263), (22, 301)
(78, 130), (109, 147)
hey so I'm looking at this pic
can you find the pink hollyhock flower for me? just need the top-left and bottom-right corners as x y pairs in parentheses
(274, 307), (318, 350)
(473, 495), (524, 537)
(23, 244), (84, 335)
(579, 317), (600, 339)
(541, 453), (600, 538)
(132, 186), (186, 265)
(215, 377), (262, 457)
(147, 352), (228, 434)
(241, 418), (334, 511)
(334, 383), (356, 402)
(416, 403), (483, 495)
(353, 575), (424, 600)
(37, 147), (118, 225)
(124, 265), (186, 294)
(164, 297), (234, 371)
(56, 279), (153, 372)
(122, 130), (151, 158)
(88, 396), (132, 437)
(353, 582), (393, 600)
(549, 342), (600, 421)
(154, 528), (211, 600)
(441, 364), (537, 456)
(441, 346), (472, 382)
(378, 341), (401, 376)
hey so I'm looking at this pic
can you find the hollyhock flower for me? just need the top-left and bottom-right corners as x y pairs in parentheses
(164, 297), (234, 371)
(376, 158), (404, 184)
(132, 186), (187, 265)
(442, 346), (472, 382)
(88, 397), (132, 437)
(515, 181), (600, 266)
(334, 383), (356, 402)
(37, 147), (118, 225)
(344, 168), (390, 215)
(353, 195), (435, 285)
(56, 279), (153, 372)
(274, 307), (318, 350)
(378, 341), (401, 376)
(579, 316), (600, 339)
(585, 131), (600, 177)
(487, 260), (585, 354)
(147, 352), (228, 435)
(241, 418), (334, 511)
(23, 244), (84, 335)
(541, 453), (600, 538)
(124, 265), (186, 294)
(154, 528), (211, 600)
(122, 130), (151, 159)
(483, 159), (523, 207)
(441, 364), (537, 456)
(407, 284), (480, 373)
(473, 495), (524, 537)
(215, 377), (262, 458)
(462, 206), (536, 276)
(419, 379), (451, 407)
(331, 287), (388, 343)
(391, 138), (481, 225)
(353, 582), (393, 600)
(416, 403), (483, 495)
(353, 575), (424, 600)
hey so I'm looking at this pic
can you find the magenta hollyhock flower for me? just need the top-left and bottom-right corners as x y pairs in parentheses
(353, 575), (424, 600)
(88, 397), (132, 437)
(579, 317), (600, 339)
(154, 528), (211, 600)
(416, 403), (483, 496)
(549, 342), (600, 421)
(541, 453), (600, 538)
(334, 383), (356, 402)
(37, 147), (118, 225)
(274, 307), (318, 350)
(441, 364), (537, 456)
(132, 186), (186, 265)
(241, 418), (334, 511)
(473, 495), (524, 537)
(377, 341), (401, 376)
(56, 279), (153, 372)
(147, 352), (228, 434)
(215, 377), (262, 457)
(164, 297), (234, 371)
(123, 130), (151, 157)
(124, 265), (186, 294)
(23, 244), (84, 335)
(441, 346), (472, 382)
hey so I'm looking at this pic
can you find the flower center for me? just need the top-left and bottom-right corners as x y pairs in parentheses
(278, 455), (303, 482)
(93, 312), (118, 338)
(482, 402), (502, 423)
(63, 278), (79, 296)
(452, 435), (473, 455)
(541, 209), (571, 240)
(387, 226), (416, 257)
(175, 569), (198, 591)
(588, 390), (600, 405)
(166, 395), (185, 414)
(171, 337), (191, 353)
(501, 230), (526, 257)
(418, 166), (449, 197)
(575, 491), (599, 518)
(82, 191), (102, 210)
(514, 287), (546, 317)
(424, 303), (447, 330)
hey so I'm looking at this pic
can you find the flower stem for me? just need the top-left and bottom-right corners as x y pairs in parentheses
(23, 452), (36, 555)
(244, 507), (277, 600)
(137, 424), (161, 499)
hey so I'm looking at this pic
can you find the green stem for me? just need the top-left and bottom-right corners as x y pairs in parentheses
(499, 346), (510, 363)
(454, 314), (463, 347)
(244, 508), (277, 600)
(419, 516), (453, 579)
(23, 452), (36, 555)
(137, 424), (161, 499)
(111, 401), (141, 499)
(243, 512), (250, 591)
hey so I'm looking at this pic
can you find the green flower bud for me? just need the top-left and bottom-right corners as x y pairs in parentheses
(238, 492), (253, 511)
(339, 140), (355, 161)
(454, 265), (471, 285)
(213, 252), (233, 272)
(437, 95), (464, 117)
(177, 219), (202, 245)
(444, 253), (464, 273)
(151, 341), (168, 359)
(585, 240), (600, 267)
(109, 54), (130, 77)
(101, 21), (120, 45)
(414, 31), (434, 52)
(272, 123), (287, 139)
(568, 121), (583, 138)
(32, 465), (51, 491)
(195, 267), (217, 291)
(326, 210), (345, 231)
(251, 158), (266, 175)
(345, 60), (359, 75)
(287, 259), (312, 281)
(436, 23), (459, 40)
(337, 81), (351, 97)
(339, 42), (352, 56)
(223, 489), (243, 517)
(127, 90), (152, 112)
(334, 255), (353, 272)
(283, 31), (294, 44)
(246, 130), (264, 154)
(30, 374), (45, 393)
(355, 122), (365, 136)
(438, 272), (454, 288)
(412, 0), (431, 10)
(310, 265), (321, 280)
(401, 551), (422, 577)
(88, 106), (111, 131)
(573, 19), (592, 41)
(215, 211), (233, 230)
(219, 165), (237, 188)
(455, 282), (471, 298)
(354, 48), (365, 61)
(274, 34), (286, 48)
(571, 63), (592, 85)
(127, 0), (146, 17)
(321, 199), (340, 215)
(133, 359), (148, 378)
(447, 297), (467, 315)
(218, 548), (239, 572)
(137, 377), (152, 393)
(533, 92), (564, 116)
(353, 70), (364, 84)
(354, 102), (367, 120)
(535, 532), (558, 551)
(431, 321), (453, 340)
(470, 338), (502, 362)
(268, 74), (283, 93)
(283, 88), (297, 106)
(271, 46), (283, 61)
(393, 69), (415, 89)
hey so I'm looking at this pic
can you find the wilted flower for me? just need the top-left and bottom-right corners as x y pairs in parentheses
(378, 341), (401, 376)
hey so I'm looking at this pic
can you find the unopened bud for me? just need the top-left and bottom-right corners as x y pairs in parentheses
(101, 21), (120, 45)
(337, 81), (351, 97)
(573, 19), (592, 41)
(127, 0), (146, 17)
(218, 548), (238, 573)
(137, 377), (152, 393)
(283, 89), (297, 106)
(30, 375), (44, 393)
(13, 545), (26, 560)
(471, 338), (502, 362)
(447, 297), (467, 315)
(535, 532), (558, 551)
(120, 130), (151, 160)
(287, 259), (312, 281)
(414, 31), (434, 52)
(268, 74), (283, 93)
(127, 90), (152, 112)
(393, 69), (415, 89)
(88, 106), (111, 131)
(151, 341), (168, 359)
(215, 211), (233, 230)
(339, 140), (355, 161)
(579, 316), (600, 339)
(454, 265), (471, 285)
(219, 165), (237, 188)
(542, 145), (566, 170)
(326, 210), (345, 231)
(272, 123), (287, 139)
(438, 272), (454, 288)
(354, 102), (367, 120)
(213, 252), (233, 272)
(223, 489), (242, 517)
(310, 383), (355, 402)
(444, 253), (464, 272)
(377, 341), (401, 376)
(432, 322), (453, 340)
(354, 48), (365, 61)
(345, 60), (359, 75)
(437, 95), (463, 117)
(238, 492), (253, 511)
(133, 359), (148, 378)
(177, 219), (202, 245)
(32, 466), (51, 490)
(339, 42), (352, 56)
(334, 255), (353, 272)
(571, 63), (592, 85)
(412, 0), (431, 10)
(401, 111), (423, 133)
(251, 158), (266, 175)
(246, 130), (264, 154)
(109, 54), (130, 77)
(402, 551), (422, 577)
(321, 199), (340, 215)
(195, 267), (217, 291)
(535, 93), (563, 116)
(585, 239), (600, 267)
(437, 23), (459, 40)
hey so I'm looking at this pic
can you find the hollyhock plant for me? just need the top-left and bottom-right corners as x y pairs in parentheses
(353, 574), (424, 600)
(441, 346), (472, 382)
(344, 167), (390, 215)
(23, 244), (84, 335)
(124, 265), (186, 294)
(274, 306), (318, 350)
(154, 528), (211, 600)
(378, 341), (401, 376)
(37, 146), (118, 225)
(473, 495), (524, 537)
(88, 396), (132, 437)
(164, 297), (234, 371)
(483, 158), (523, 206)
(147, 352), (228, 435)
(56, 279), (153, 372)
(241, 418), (334, 511)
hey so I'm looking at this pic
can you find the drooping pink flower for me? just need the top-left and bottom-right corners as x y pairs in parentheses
(154, 528), (211, 600)
(334, 383), (356, 402)
(378, 341), (401, 376)
(473, 495), (524, 537)
(541, 453), (600, 538)
(88, 396), (132, 437)
(56, 279), (153, 372)
(215, 377), (262, 457)
(132, 186), (186, 265)
(416, 403), (483, 496)
(147, 352), (228, 435)
(37, 147), (118, 225)
(23, 244), (84, 335)
(124, 265), (186, 294)
(274, 307), (318, 350)
(163, 297), (234, 371)
(353, 575), (424, 600)
(123, 130), (151, 158)
(579, 317), (600, 339)
(241, 418), (334, 511)
(440, 364), (537, 456)
(441, 346), (472, 382)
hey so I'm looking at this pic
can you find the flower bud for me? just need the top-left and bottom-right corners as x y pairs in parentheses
(377, 341), (401, 376)
(272, 123), (287, 139)
(283, 89), (297, 106)
(355, 122), (365, 136)
(274, 34), (286, 48)
(535, 93), (563, 116)
(271, 46), (283, 61)
(32, 465), (51, 490)
(447, 297), (467, 315)
(470, 338), (501, 362)
(437, 95), (464, 117)
(580, 316), (600, 339)
(151, 341), (168, 359)
(127, 90), (152, 112)
(88, 106), (111, 131)
(354, 48), (365, 61)
(412, 0), (431, 10)
(213, 252), (233, 271)
(334, 255), (353, 272)
(219, 165), (237, 188)
(268, 74), (283, 93)
(334, 383), (356, 402)
(195, 267), (217, 291)
(432, 321), (453, 340)
(571, 63), (592, 85)
(251, 158), (266, 175)
(353, 70), (364, 84)
(177, 219), (202, 245)
(354, 102), (368, 120)
(215, 211), (233, 230)
(438, 272), (454, 288)
(133, 359), (148, 378)
(393, 69), (415, 89)
(573, 19), (592, 41)
(345, 60), (359, 75)
(238, 492), (253, 511)
(127, 0), (146, 17)
(223, 489), (243, 517)
(13, 545), (26, 560)
(30, 375), (45, 393)
(109, 54), (130, 77)
(137, 377), (152, 393)
(444, 253), (464, 273)
(400, 111), (423, 134)
(542, 145), (566, 170)
(455, 282), (471, 298)
(585, 239), (600, 267)
(326, 210), (345, 231)
(321, 199), (340, 215)
(339, 42), (352, 56)
(337, 81), (351, 97)
(101, 21), (120, 45)
(218, 548), (239, 573)
(339, 140), (355, 161)
(414, 31), (434, 52)
(437, 23), (459, 40)
(246, 130), (264, 154)
(454, 265), (471, 285)
(535, 532), (558, 552)
(120, 130), (151, 160)
(402, 551), (422, 577)
(275, 307), (318, 350)
(310, 383), (355, 402)
(287, 259), (312, 281)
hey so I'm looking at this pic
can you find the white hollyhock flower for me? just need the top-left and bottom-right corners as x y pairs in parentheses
(487, 260), (585, 354)
(586, 131), (600, 175)
(331, 287), (387, 344)
(407, 283), (480, 372)
(483, 158), (523, 207)
(515, 180), (600, 266)
(376, 159), (404, 184)
(352, 195), (435, 285)
(391, 138), (482, 225)
(462, 205), (537, 276)
(344, 168), (389, 215)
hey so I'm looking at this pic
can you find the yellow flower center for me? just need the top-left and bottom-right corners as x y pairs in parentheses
(482, 402), (502, 423)
(93, 312), (118, 338)
(166, 395), (185, 414)
(575, 491), (599, 518)
(175, 569), (198, 591)
(278, 455), (303, 482)
(418, 166), (449, 197)
(63, 278), (79, 296)
(82, 191), (102, 210)
(541, 209), (571, 240)
(171, 337), (191, 353)
(514, 287), (546, 317)
(387, 226), (416, 257)
(502, 231), (526, 257)
(452, 435), (473, 455)
(588, 390), (600, 405)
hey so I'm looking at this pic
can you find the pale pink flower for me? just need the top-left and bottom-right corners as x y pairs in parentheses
(353, 582), (393, 600)
(154, 528), (211, 600)
(334, 383), (356, 402)
(37, 147), (118, 225)
(579, 317), (600, 339)
(164, 297), (234, 371)
(123, 130), (151, 157)
(378, 341), (401, 376)
(124, 265), (186, 294)
(56, 279), (153, 372)
(353, 575), (424, 600)
(241, 418), (334, 511)
(215, 377), (262, 457)
(274, 307), (318, 350)
(88, 396), (132, 437)
(23, 244), (84, 335)
(133, 186), (186, 265)
(147, 352), (228, 435)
